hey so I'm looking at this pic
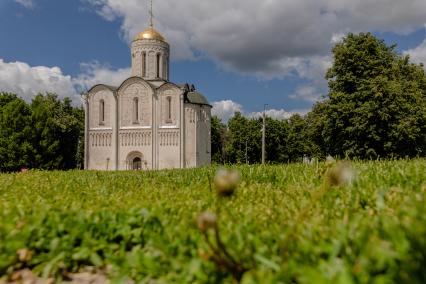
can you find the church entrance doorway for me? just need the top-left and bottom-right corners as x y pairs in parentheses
(126, 151), (145, 170)
(132, 157), (142, 170)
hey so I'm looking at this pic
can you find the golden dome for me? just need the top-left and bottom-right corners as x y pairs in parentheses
(133, 27), (166, 42)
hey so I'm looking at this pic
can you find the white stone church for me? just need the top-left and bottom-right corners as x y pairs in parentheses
(83, 24), (211, 170)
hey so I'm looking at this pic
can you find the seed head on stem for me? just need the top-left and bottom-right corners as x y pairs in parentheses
(213, 169), (240, 197)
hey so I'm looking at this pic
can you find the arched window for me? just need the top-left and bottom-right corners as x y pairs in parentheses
(133, 97), (139, 123)
(142, 52), (146, 77)
(99, 99), (105, 125)
(156, 53), (161, 78)
(166, 96), (172, 123)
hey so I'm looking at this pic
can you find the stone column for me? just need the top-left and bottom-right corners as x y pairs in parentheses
(83, 94), (89, 170)
(180, 93), (185, 168)
(113, 92), (119, 170)
(152, 90), (157, 170)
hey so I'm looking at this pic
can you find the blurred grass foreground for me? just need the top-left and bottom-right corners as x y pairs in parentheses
(0, 159), (425, 283)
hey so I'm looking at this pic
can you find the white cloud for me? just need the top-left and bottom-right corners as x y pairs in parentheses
(290, 85), (325, 102)
(73, 62), (130, 92)
(84, 0), (426, 104)
(248, 108), (308, 120)
(14, 0), (34, 9)
(83, 0), (426, 78)
(0, 59), (132, 104)
(212, 99), (306, 122)
(0, 59), (78, 102)
(211, 100), (243, 122)
(404, 39), (426, 70)
(0, 58), (311, 120)
(331, 32), (346, 45)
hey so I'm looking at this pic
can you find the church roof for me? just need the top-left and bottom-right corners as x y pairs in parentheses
(178, 83), (211, 107)
(86, 84), (117, 93)
(186, 91), (211, 107)
(133, 27), (166, 42)
(103, 85), (118, 91)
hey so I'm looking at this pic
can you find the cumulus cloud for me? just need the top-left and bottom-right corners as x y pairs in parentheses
(211, 100), (243, 122)
(290, 85), (325, 102)
(83, 0), (426, 104)
(0, 59), (132, 104)
(73, 62), (130, 92)
(14, 0), (35, 9)
(248, 108), (308, 120)
(0, 59), (78, 102)
(83, 0), (426, 78)
(212, 99), (306, 121)
(404, 39), (426, 70)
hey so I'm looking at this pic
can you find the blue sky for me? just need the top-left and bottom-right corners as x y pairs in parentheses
(0, 0), (425, 121)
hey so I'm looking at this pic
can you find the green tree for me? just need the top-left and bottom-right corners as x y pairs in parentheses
(226, 112), (262, 164)
(74, 106), (85, 169)
(30, 93), (83, 169)
(0, 93), (34, 172)
(211, 116), (227, 163)
(264, 117), (289, 163)
(311, 32), (426, 158)
(286, 114), (312, 162)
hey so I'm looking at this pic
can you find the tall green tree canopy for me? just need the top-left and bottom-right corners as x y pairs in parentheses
(0, 92), (84, 172)
(211, 116), (227, 163)
(31, 93), (83, 169)
(0, 93), (34, 171)
(313, 32), (426, 158)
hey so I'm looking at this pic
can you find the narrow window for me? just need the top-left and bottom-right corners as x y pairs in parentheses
(166, 96), (172, 122)
(142, 52), (146, 77)
(133, 97), (139, 123)
(156, 53), (161, 78)
(99, 99), (105, 125)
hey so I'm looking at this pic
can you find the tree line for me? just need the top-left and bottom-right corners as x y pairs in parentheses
(0, 33), (425, 171)
(211, 33), (426, 163)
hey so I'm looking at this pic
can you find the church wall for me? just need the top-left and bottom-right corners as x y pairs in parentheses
(184, 104), (197, 168)
(157, 84), (182, 169)
(88, 130), (114, 170)
(118, 81), (153, 128)
(88, 89), (114, 129)
(196, 105), (212, 166)
(158, 86), (181, 127)
(157, 129), (180, 169)
(117, 79), (155, 170)
(131, 51), (142, 77)
(118, 129), (153, 170)
(87, 88), (115, 170)
(148, 51), (156, 79)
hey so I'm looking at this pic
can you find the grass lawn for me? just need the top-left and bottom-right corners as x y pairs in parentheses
(0, 160), (425, 283)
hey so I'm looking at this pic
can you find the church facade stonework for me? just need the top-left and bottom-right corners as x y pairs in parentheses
(83, 26), (211, 170)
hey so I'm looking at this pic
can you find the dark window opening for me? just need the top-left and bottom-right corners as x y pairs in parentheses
(156, 53), (161, 78)
(166, 96), (172, 123)
(99, 99), (105, 125)
(142, 52), (146, 77)
(133, 97), (139, 123)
